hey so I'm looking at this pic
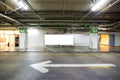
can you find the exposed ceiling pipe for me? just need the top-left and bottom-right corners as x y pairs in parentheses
(91, 0), (97, 4)
(0, 13), (24, 25)
(0, 24), (85, 28)
(92, 0), (120, 31)
(109, 24), (120, 30)
(107, 21), (120, 29)
(0, 1), (24, 17)
(91, 0), (94, 4)
(20, 20), (109, 23)
(23, 0), (43, 20)
(96, 0), (120, 15)
(80, 0), (120, 20)
(100, 21), (120, 27)
(63, 0), (66, 17)
(79, 0), (97, 20)
(99, 21), (120, 30)
(20, 19), (109, 22)
(80, 11), (91, 20)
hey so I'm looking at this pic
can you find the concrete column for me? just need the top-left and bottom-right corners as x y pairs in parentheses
(89, 34), (99, 49)
(25, 32), (28, 49)
(19, 28), (28, 49)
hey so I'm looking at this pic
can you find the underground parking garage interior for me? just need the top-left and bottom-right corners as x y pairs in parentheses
(0, 0), (120, 80)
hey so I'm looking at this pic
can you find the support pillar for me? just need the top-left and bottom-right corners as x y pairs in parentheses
(89, 34), (99, 49)
(19, 28), (28, 49)
(89, 27), (99, 49)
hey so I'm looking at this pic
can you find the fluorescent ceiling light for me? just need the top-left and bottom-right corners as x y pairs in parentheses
(91, 0), (109, 11)
(18, 0), (28, 10)
(98, 27), (107, 30)
(13, 0), (28, 10)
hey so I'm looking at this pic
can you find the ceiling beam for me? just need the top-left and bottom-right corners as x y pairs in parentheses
(0, 13), (24, 25)
(23, 0), (43, 20)
(96, 0), (120, 15)
(0, 1), (25, 17)
(19, 20), (109, 24)
(63, 0), (66, 17)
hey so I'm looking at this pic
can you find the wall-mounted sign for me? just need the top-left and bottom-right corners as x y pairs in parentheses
(90, 27), (98, 34)
(84, 24), (90, 29)
(19, 28), (27, 33)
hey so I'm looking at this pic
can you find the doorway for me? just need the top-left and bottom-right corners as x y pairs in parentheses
(99, 34), (110, 51)
(100, 34), (109, 45)
(0, 30), (19, 50)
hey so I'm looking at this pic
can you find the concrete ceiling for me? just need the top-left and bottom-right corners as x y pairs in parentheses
(0, 0), (120, 32)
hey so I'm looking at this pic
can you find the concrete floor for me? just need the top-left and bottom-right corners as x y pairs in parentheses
(0, 51), (120, 80)
(0, 45), (120, 80)
(0, 45), (120, 52)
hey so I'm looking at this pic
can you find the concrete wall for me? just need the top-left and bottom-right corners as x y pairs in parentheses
(74, 34), (89, 46)
(27, 28), (64, 48)
(28, 28), (44, 48)
(27, 28), (91, 48)
(27, 28), (120, 48)
(89, 34), (99, 49)
(115, 34), (120, 46)
(19, 33), (26, 49)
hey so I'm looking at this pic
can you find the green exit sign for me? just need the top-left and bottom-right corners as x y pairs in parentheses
(90, 27), (98, 33)
(19, 28), (27, 33)
(84, 24), (90, 28)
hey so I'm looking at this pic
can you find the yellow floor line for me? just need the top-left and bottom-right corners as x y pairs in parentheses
(0, 53), (120, 56)
(44, 54), (90, 56)
(90, 66), (110, 69)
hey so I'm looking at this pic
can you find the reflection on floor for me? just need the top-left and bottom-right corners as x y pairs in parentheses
(0, 45), (120, 52)
(99, 45), (110, 52)
(99, 45), (120, 52)
(0, 51), (119, 80)
(0, 46), (17, 51)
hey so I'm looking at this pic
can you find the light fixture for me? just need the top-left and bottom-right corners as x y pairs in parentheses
(91, 0), (109, 11)
(18, 0), (28, 10)
(13, 0), (28, 10)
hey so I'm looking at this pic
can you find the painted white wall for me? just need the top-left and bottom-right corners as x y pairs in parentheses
(19, 33), (26, 49)
(28, 28), (44, 48)
(26, 28), (120, 48)
(27, 28), (100, 48)
(27, 28), (75, 47)
(115, 34), (120, 46)
(89, 34), (99, 49)
(74, 34), (89, 46)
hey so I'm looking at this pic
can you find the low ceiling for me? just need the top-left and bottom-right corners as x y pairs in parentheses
(0, 0), (120, 32)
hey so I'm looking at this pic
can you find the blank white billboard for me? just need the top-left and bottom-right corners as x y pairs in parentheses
(44, 34), (74, 45)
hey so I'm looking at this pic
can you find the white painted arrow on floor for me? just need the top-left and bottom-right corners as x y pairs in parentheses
(30, 61), (116, 73)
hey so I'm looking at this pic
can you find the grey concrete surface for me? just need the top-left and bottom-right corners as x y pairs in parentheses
(0, 51), (120, 80)
(0, 45), (120, 53)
